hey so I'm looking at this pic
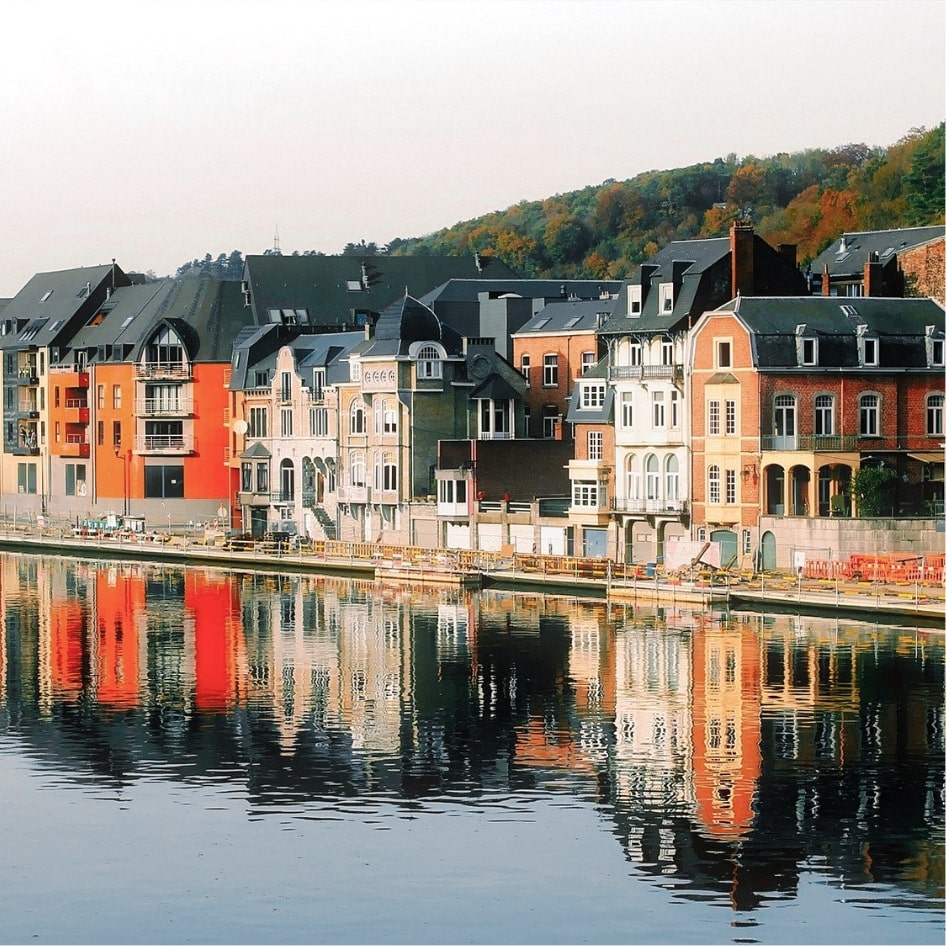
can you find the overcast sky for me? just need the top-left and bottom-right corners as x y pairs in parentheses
(0, 0), (942, 296)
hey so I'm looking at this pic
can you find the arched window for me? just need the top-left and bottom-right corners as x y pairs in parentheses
(773, 394), (797, 448)
(279, 459), (294, 502)
(926, 393), (944, 436)
(418, 344), (442, 379)
(625, 454), (639, 501)
(859, 393), (879, 436)
(645, 454), (660, 500)
(350, 400), (365, 434)
(350, 453), (365, 487)
(665, 454), (679, 501)
(708, 464), (721, 504)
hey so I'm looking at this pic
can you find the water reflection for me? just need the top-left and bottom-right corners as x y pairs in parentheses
(0, 553), (942, 921)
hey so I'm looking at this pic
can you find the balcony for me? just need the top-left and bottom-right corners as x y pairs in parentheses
(337, 484), (367, 504)
(135, 362), (192, 381)
(238, 491), (272, 507)
(761, 434), (859, 452)
(16, 370), (38, 386)
(609, 364), (681, 382)
(610, 498), (688, 516)
(136, 397), (194, 417)
(62, 439), (91, 458)
(136, 434), (195, 454)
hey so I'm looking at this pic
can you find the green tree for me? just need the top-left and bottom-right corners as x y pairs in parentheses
(903, 123), (946, 225)
(851, 466), (898, 517)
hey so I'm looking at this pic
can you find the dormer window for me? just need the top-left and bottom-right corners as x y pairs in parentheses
(579, 382), (606, 409)
(802, 338), (817, 364)
(417, 344), (442, 379)
(628, 285), (642, 316)
(927, 327), (944, 367)
(860, 335), (879, 366)
(659, 283), (674, 314)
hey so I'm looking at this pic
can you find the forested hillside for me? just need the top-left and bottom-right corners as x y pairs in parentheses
(176, 124), (944, 281)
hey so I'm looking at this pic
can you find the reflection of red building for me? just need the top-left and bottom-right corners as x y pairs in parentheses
(188, 571), (243, 712)
(691, 619), (762, 839)
(50, 599), (86, 700)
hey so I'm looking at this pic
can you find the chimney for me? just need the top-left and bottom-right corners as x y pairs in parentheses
(730, 221), (754, 297)
(777, 243), (797, 268)
(864, 259), (884, 297)
(822, 264), (831, 296)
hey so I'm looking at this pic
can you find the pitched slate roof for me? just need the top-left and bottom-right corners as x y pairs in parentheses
(63, 278), (251, 366)
(725, 296), (945, 369)
(602, 233), (808, 337)
(513, 298), (618, 335)
(0, 264), (131, 353)
(809, 226), (945, 279)
(242, 254), (520, 330)
(419, 278), (622, 305)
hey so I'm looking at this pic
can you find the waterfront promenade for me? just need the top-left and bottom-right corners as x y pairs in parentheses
(0, 520), (942, 624)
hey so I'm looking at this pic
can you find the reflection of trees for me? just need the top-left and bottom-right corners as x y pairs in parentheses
(0, 555), (942, 909)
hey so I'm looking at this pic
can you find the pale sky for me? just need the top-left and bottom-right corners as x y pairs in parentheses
(0, 0), (942, 296)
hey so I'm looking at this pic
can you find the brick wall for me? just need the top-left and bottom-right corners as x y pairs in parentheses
(900, 239), (945, 304)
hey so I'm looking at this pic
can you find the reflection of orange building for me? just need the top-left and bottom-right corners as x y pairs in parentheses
(188, 570), (243, 712)
(94, 566), (145, 707)
(691, 616), (762, 839)
(50, 598), (86, 700)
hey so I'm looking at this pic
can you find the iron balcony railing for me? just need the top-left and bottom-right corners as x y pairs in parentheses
(610, 498), (688, 515)
(761, 434), (859, 451)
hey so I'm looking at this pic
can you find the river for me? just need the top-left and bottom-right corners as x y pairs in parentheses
(0, 552), (942, 945)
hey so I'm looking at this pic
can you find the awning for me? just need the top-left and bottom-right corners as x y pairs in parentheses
(909, 452), (945, 463)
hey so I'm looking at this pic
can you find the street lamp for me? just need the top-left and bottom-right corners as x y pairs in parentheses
(114, 446), (128, 518)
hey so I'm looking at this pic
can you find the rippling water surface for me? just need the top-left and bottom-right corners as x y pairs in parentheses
(0, 554), (941, 944)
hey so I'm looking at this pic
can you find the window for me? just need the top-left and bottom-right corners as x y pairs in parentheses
(724, 399), (736, 435)
(630, 342), (642, 366)
(659, 283), (674, 313)
(350, 401), (366, 434)
(653, 391), (665, 428)
(708, 400), (720, 436)
(801, 337), (817, 365)
(581, 351), (596, 374)
(580, 382), (606, 409)
(350, 454), (366, 487)
(742, 529), (752, 554)
(665, 455), (679, 501)
(55, 421), (61, 443)
(312, 368), (326, 400)
(543, 406), (558, 439)
(571, 480), (600, 507)
(859, 394), (879, 436)
(144, 465), (184, 499)
(927, 394), (944, 436)
(256, 463), (269, 493)
(418, 345), (442, 379)
(280, 408), (293, 437)
(520, 354), (531, 386)
(628, 285), (642, 316)
(280, 371), (292, 402)
(726, 468), (736, 504)
(311, 407), (329, 437)
(350, 360), (361, 382)
(588, 431), (602, 460)
(65, 464), (87, 497)
(112, 421), (121, 448)
(97, 384), (105, 409)
(248, 407), (268, 438)
(815, 395), (835, 436)
(716, 340), (732, 369)
(670, 390), (680, 428)
(625, 456), (640, 500)
(97, 421), (104, 446)
(479, 399), (511, 438)
(931, 338), (944, 367)
(708, 465), (720, 504)
(543, 354), (559, 387)
(862, 336), (879, 366)
(774, 394), (797, 447)
(661, 340), (673, 366)
(645, 454), (660, 500)
(241, 463), (252, 492)
(254, 370), (269, 389)
(383, 459), (397, 492)
(17, 462), (37, 494)
(621, 392), (633, 428)
(383, 402), (397, 434)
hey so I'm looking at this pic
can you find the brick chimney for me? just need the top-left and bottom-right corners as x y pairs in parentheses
(822, 264), (831, 296)
(864, 254), (883, 297)
(730, 221), (754, 296)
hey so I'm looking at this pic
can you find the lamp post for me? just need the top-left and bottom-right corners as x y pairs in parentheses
(114, 446), (128, 518)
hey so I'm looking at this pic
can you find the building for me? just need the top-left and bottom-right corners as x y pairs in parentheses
(689, 295), (946, 569)
(808, 226), (945, 303)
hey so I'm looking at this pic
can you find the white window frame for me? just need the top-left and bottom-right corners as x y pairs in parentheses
(580, 382), (606, 410)
(588, 430), (602, 460)
(927, 393), (944, 437)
